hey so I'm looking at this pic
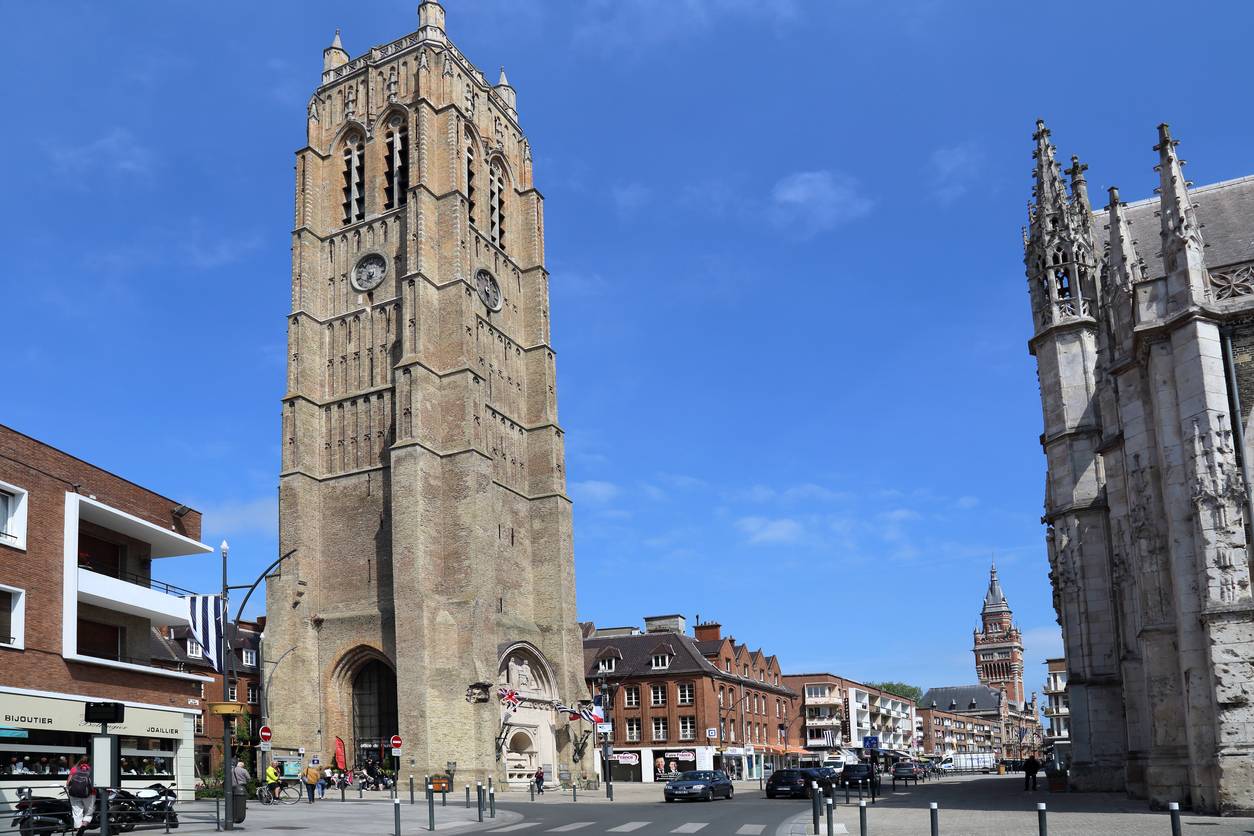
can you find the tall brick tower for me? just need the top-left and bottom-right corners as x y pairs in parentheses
(265, 1), (588, 787)
(973, 564), (1025, 705)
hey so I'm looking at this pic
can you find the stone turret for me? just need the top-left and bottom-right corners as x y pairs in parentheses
(323, 29), (349, 73)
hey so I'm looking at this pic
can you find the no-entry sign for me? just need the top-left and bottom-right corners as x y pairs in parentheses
(259, 726), (273, 743)
(390, 734), (403, 749)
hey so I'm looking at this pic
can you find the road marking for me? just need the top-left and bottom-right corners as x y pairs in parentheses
(486, 825), (539, 833)
(546, 824), (595, 832)
(671, 825), (708, 834)
(735, 826), (766, 835)
(607, 824), (651, 833)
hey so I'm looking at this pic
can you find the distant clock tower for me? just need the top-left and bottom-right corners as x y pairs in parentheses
(973, 564), (1025, 705)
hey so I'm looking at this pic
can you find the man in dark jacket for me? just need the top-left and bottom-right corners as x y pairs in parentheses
(1023, 754), (1041, 791)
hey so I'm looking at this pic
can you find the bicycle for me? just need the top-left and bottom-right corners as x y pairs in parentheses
(257, 781), (301, 805)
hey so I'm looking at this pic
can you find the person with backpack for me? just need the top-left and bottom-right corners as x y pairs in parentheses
(66, 757), (95, 835)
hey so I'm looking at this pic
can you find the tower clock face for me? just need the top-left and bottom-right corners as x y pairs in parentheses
(475, 269), (503, 311)
(352, 254), (387, 292)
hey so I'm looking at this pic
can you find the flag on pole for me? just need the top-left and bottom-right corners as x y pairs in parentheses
(579, 693), (606, 724)
(822, 729), (837, 747)
(187, 595), (225, 673)
(554, 702), (581, 720)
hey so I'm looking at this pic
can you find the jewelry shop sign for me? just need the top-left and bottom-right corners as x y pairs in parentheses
(0, 692), (186, 738)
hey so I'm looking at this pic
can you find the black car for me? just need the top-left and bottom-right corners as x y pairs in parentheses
(765, 769), (811, 799)
(663, 770), (734, 802)
(838, 763), (881, 791)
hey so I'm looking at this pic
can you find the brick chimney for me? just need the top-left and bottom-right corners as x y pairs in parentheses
(694, 621), (722, 641)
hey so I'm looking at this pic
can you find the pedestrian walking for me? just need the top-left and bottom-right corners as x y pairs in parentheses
(66, 757), (95, 836)
(533, 767), (545, 795)
(302, 762), (322, 803)
(1024, 753), (1041, 791)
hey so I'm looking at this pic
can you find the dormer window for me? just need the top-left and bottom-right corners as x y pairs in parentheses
(597, 657), (616, 674)
(651, 653), (671, 670)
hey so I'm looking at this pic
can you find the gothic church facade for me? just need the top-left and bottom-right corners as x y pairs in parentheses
(265, 2), (589, 786)
(1026, 120), (1254, 813)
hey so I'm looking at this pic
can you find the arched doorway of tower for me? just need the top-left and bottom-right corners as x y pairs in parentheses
(497, 643), (560, 788)
(352, 658), (398, 767)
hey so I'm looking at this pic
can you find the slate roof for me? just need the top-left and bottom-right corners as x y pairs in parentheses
(583, 630), (722, 680)
(1107, 175), (1254, 276)
(919, 684), (1005, 714)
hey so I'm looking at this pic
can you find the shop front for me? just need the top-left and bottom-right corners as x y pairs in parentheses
(0, 687), (197, 802)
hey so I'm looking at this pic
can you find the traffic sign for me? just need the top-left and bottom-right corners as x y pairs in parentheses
(596, 722), (612, 734)
(706, 728), (717, 739)
(259, 742), (272, 752)
(390, 734), (403, 749)
(862, 736), (879, 750)
(259, 726), (273, 743)
(391, 747), (402, 757)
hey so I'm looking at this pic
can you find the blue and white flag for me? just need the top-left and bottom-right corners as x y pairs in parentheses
(187, 595), (225, 673)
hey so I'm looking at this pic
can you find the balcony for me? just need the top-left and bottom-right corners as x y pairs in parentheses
(807, 694), (841, 706)
(805, 717), (841, 727)
(77, 567), (192, 626)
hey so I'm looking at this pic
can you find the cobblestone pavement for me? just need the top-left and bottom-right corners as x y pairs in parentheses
(776, 773), (1254, 836)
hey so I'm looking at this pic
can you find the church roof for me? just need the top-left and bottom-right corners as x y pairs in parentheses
(1104, 174), (1254, 277)
(920, 684), (1004, 714)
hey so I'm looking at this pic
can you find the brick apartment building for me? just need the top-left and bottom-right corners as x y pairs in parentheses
(0, 425), (215, 801)
(916, 705), (997, 756)
(152, 619), (264, 780)
(582, 615), (803, 783)
(782, 674), (918, 763)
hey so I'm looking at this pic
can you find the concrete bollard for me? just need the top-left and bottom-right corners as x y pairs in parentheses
(859, 799), (868, 836)
(1169, 802), (1182, 836)
(392, 799), (400, 836)
(929, 802), (939, 836)
(1037, 802), (1047, 836)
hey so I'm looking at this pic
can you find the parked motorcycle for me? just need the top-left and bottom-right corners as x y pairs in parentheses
(110, 784), (177, 829)
(11, 785), (147, 836)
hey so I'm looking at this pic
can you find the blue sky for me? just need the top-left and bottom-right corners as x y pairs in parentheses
(5, 0), (1254, 698)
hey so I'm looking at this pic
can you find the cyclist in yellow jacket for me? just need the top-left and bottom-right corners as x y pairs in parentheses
(265, 762), (281, 801)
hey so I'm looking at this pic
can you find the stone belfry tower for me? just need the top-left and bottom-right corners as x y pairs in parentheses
(267, 1), (589, 786)
(972, 564), (1025, 705)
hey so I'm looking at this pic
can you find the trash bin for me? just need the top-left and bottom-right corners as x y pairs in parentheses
(232, 786), (247, 823)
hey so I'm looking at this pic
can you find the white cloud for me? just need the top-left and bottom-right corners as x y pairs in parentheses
(198, 496), (278, 539)
(929, 142), (983, 205)
(51, 127), (156, 178)
(571, 479), (620, 503)
(736, 516), (803, 544)
(769, 171), (873, 238)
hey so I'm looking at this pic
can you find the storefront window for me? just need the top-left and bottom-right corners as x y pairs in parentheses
(0, 729), (174, 780)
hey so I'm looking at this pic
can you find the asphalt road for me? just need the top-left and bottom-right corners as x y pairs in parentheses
(492, 791), (810, 835)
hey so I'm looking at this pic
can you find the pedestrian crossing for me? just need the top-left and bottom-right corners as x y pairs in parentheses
(485, 821), (781, 834)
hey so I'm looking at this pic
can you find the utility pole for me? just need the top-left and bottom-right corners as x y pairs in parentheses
(221, 541), (234, 831)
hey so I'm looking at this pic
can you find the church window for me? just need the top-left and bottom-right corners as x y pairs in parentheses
(341, 134), (365, 225)
(465, 132), (478, 227)
(489, 161), (507, 251)
(384, 119), (409, 211)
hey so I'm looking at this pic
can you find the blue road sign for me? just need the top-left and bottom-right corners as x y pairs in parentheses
(862, 736), (879, 750)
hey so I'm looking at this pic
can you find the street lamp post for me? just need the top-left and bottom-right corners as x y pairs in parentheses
(596, 677), (618, 799)
(220, 541), (234, 831)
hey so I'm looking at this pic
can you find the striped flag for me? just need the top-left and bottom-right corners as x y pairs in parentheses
(822, 729), (837, 747)
(579, 693), (605, 724)
(187, 595), (225, 673)
(554, 702), (581, 720)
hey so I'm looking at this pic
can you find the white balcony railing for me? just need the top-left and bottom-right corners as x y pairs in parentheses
(77, 568), (190, 626)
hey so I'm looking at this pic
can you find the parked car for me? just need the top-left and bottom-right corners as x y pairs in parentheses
(838, 763), (881, 791)
(765, 769), (812, 799)
(891, 761), (919, 782)
(663, 770), (734, 802)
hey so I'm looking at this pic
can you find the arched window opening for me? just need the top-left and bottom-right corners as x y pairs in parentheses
(489, 161), (507, 251)
(352, 659), (398, 760)
(341, 134), (365, 226)
(384, 119), (409, 211)
(465, 132), (477, 228)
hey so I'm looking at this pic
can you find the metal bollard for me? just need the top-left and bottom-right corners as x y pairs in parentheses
(608, 781), (614, 802)
(410, 776), (415, 805)
(857, 779), (864, 800)
(340, 784), (345, 803)
(845, 781), (850, 805)
(442, 787), (447, 807)
(358, 780), (363, 799)
(530, 781), (534, 801)
(489, 787), (496, 818)
(1169, 802), (1182, 836)
(392, 799), (401, 836)
(811, 783), (820, 835)
(929, 802), (939, 836)
(215, 797), (221, 832)
(826, 796), (834, 836)
(427, 784), (435, 832)
(1037, 802), (1047, 836)
(465, 784), (470, 808)
(859, 799), (868, 836)
(573, 782), (578, 803)
(477, 785), (483, 823)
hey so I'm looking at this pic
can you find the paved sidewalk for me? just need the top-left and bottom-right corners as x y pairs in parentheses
(165, 794), (523, 834)
(775, 773), (1254, 836)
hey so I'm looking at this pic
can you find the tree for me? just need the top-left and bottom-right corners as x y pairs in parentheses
(869, 682), (923, 703)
